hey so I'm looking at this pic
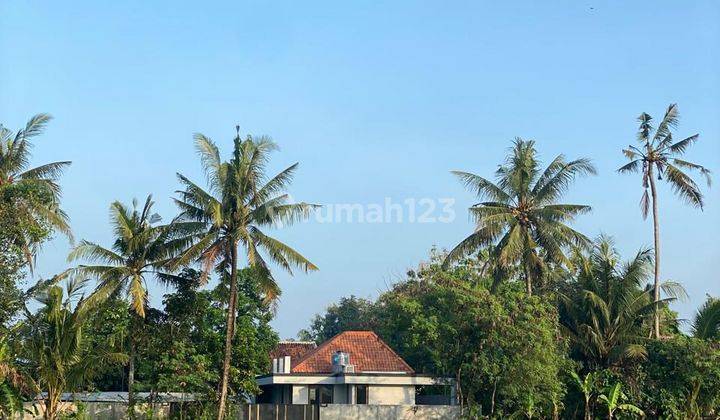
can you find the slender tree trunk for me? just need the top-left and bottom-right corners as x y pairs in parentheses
(649, 171), (661, 339)
(128, 326), (136, 419)
(217, 243), (239, 420)
(584, 397), (590, 420)
(490, 380), (497, 415)
(44, 390), (57, 420)
(524, 263), (532, 296)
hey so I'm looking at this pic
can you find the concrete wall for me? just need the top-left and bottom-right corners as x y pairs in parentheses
(320, 404), (460, 419)
(19, 402), (458, 420)
(367, 385), (415, 405)
(21, 402), (171, 419)
(238, 404), (460, 420)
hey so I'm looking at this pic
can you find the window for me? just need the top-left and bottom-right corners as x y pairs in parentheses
(309, 385), (333, 405)
(356, 385), (368, 404)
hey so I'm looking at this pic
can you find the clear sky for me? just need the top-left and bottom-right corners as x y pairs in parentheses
(2, 1), (719, 339)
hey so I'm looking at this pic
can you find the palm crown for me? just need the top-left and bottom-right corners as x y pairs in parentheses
(173, 131), (318, 298)
(0, 114), (72, 265)
(445, 138), (595, 295)
(68, 195), (194, 317)
(619, 103), (711, 216)
(559, 238), (678, 369)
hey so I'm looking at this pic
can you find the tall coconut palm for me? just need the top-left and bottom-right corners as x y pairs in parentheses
(618, 104), (711, 339)
(67, 195), (194, 415)
(444, 138), (595, 295)
(173, 128), (317, 420)
(0, 114), (72, 267)
(692, 295), (720, 340)
(559, 237), (681, 369)
(22, 276), (126, 420)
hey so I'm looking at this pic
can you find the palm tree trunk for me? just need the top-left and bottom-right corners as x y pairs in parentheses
(217, 243), (239, 420)
(524, 263), (532, 296)
(128, 323), (136, 419)
(649, 171), (661, 339)
(44, 390), (57, 420)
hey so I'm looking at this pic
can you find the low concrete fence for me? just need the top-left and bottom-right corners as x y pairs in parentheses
(19, 402), (461, 419)
(238, 404), (461, 420)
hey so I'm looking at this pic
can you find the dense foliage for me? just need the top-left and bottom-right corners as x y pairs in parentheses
(84, 268), (278, 400)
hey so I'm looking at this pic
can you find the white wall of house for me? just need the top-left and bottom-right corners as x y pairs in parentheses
(368, 385), (415, 405)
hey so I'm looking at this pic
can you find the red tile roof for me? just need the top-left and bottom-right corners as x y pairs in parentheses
(290, 331), (414, 374)
(270, 342), (317, 369)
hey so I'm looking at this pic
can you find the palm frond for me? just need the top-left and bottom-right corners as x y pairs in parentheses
(617, 159), (642, 174)
(652, 103), (679, 145)
(443, 226), (501, 268)
(666, 133), (699, 154)
(17, 161), (71, 181)
(692, 297), (720, 340)
(664, 164), (704, 208)
(67, 241), (125, 264)
(672, 158), (711, 187)
(451, 171), (511, 202)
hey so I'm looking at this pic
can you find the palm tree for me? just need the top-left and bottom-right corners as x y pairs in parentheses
(67, 195), (194, 415)
(444, 138), (595, 295)
(618, 104), (711, 339)
(22, 276), (126, 420)
(173, 128), (317, 420)
(692, 295), (720, 340)
(559, 237), (681, 369)
(0, 114), (72, 267)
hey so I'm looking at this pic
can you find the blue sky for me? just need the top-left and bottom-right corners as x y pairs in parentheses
(2, 1), (719, 338)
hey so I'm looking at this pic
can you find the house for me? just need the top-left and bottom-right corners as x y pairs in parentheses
(256, 331), (454, 406)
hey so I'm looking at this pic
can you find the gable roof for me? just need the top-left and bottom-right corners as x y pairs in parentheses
(270, 341), (316, 369)
(291, 331), (414, 374)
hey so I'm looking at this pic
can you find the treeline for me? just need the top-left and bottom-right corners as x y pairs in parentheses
(299, 247), (720, 418)
(0, 104), (718, 419)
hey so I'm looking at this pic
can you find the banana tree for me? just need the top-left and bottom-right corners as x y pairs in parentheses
(598, 383), (644, 419)
(570, 371), (596, 420)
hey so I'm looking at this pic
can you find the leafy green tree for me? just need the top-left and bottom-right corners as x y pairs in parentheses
(68, 195), (194, 413)
(173, 128), (316, 420)
(298, 295), (375, 343)
(83, 297), (131, 392)
(618, 104), (711, 339)
(19, 277), (126, 420)
(692, 295), (720, 340)
(559, 237), (684, 370)
(639, 337), (720, 418)
(445, 138), (595, 295)
(137, 268), (277, 398)
(0, 114), (72, 268)
(370, 252), (569, 417)
(597, 383), (644, 419)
